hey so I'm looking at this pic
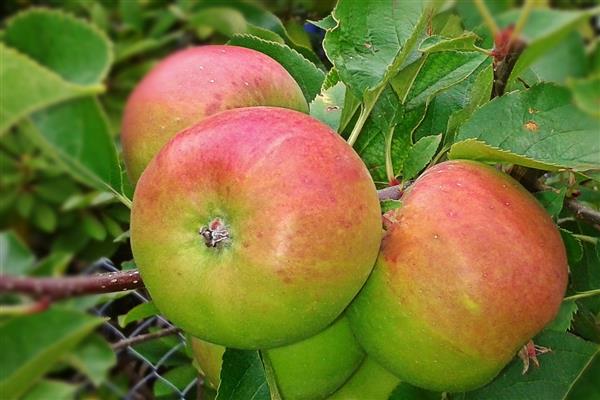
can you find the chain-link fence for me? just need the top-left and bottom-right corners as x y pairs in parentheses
(87, 260), (200, 400)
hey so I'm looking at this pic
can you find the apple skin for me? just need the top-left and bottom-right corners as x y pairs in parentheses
(348, 160), (568, 392)
(121, 45), (308, 182)
(131, 107), (382, 349)
(191, 317), (365, 400)
(326, 358), (400, 400)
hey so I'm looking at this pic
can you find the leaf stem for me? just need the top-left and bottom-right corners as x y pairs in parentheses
(563, 289), (600, 302)
(474, 0), (500, 37)
(509, 0), (535, 49)
(261, 351), (282, 400)
(346, 104), (371, 147)
(384, 126), (396, 183)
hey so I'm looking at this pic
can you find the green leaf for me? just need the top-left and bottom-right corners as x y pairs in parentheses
(309, 82), (346, 131)
(495, 8), (597, 86)
(119, 0), (144, 32)
(446, 63), (494, 141)
(404, 52), (488, 107)
(381, 200), (402, 213)
(450, 84), (600, 171)
(82, 213), (107, 241)
(0, 230), (35, 276)
(118, 302), (159, 328)
(0, 44), (102, 134)
(308, 15), (336, 31)
(114, 32), (181, 64)
(63, 334), (116, 387)
(31, 202), (57, 233)
(27, 98), (124, 197)
(154, 365), (198, 397)
(354, 87), (424, 183)
(530, 31), (587, 84)
(402, 134), (442, 180)
(535, 188), (567, 218)
(3, 8), (113, 85)
(21, 379), (79, 400)
(216, 349), (269, 400)
(566, 356), (600, 400)
(418, 32), (481, 53)
(568, 74), (600, 118)
(570, 242), (600, 313)
(323, 0), (433, 98)
(546, 300), (578, 332)
(228, 34), (324, 103)
(461, 331), (600, 400)
(0, 307), (104, 399)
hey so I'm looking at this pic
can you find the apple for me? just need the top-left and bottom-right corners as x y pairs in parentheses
(131, 107), (382, 349)
(191, 317), (365, 399)
(348, 160), (568, 392)
(326, 358), (400, 400)
(121, 45), (308, 182)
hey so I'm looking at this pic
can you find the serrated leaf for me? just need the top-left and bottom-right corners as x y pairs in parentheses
(402, 134), (442, 180)
(308, 15), (336, 31)
(450, 84), (600, 171)
(546, 300), (578, 332)
(216, 349), (269, 400)
(419, 32), (481, 53)
(354, 87), (426, 183)
(0, 230), (35, 276)
(118, 302), (159, 328)
(228, 34), (324, 103)
(3, 8), (112, 85)
(324, 0), (434, 99)
(63, 334), (116, 387)
(535, 188), (567, 218)
(309, 82), (345, 131)
(0, 44), (102, 134)
(460, 331), (599, 400)
(0, 308), (104, 399)
(495, 8), (598, 86)
(21, 380), (79, 400)
(405, 51), (488, 107)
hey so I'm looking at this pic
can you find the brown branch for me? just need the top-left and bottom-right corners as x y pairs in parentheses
(0, 270), (144, 300)
(492, 38), (526, 98)
(565, 198), (600, 227)
(112, 326), (181, 350)
(378, 184), (403, 201)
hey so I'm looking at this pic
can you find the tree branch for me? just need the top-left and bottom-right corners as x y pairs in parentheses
(565, 197), (600, 227)
(112, 326), (181, 350)
(2, 178), (597, 303)
(0, 270), (144, 300)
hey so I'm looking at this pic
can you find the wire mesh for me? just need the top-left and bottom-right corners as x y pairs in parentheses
(87, 259), (199, 400)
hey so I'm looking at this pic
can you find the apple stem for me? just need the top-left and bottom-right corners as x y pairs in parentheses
(199, 218), (231, 248)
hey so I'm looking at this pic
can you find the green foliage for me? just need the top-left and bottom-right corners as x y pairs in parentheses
(228, 34), (325, 102)
(0, 308), (104, 399)
(457, 331), (600, 400)
(450, 84), (600, 171)
(216, 349), (270, 400)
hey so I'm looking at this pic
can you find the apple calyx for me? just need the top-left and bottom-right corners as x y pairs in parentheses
(199, 218), (231, 248)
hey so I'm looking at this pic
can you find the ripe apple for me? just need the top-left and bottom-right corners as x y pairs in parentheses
(191, 317), (365, 399)
(348, 160), (568, 392)
(326, 358), (400, 400)
(121, 45), (308, 182)
(131, 107), (382, 349)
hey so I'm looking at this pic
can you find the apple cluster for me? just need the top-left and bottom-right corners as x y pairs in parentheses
(125, 45), (568, 399)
